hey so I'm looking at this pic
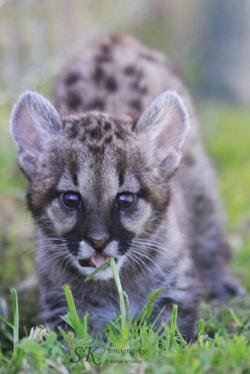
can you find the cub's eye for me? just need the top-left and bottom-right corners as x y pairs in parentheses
(61, 191), (81, 209)
(116, 192), (135, 209)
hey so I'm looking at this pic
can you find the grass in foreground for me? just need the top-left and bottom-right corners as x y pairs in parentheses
(0, 259), (249, 373)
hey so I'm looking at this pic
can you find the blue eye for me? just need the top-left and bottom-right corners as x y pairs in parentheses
(61, 191), (81, 209)
(116, 192), (135, 209)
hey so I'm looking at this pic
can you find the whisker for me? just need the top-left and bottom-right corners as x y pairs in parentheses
(124, 253), (139, 275)
(131, 249), (163, 273)
(127, 252), (145, 274)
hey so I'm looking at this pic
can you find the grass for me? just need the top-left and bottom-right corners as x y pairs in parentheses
(0, 98), (250, 372)
(110, 257), (127, 329)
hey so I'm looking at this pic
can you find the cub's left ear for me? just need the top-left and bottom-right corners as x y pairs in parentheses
(10, 91), (63, 179)
(135, 91), (189, 178)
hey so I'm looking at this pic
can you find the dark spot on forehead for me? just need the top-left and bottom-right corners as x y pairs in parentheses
(115, 130), (124, 140)
(65, 123), (79, 138)
(104, 121), (112, 131)
(84, 117), (95, 128)
(116, 148), (127, 186)
(104, 135), (112, 144)
(118, 169), (124, 186)
(63, 112), (134, 147)
(69, 159), (79, 185)
(87, 144), (104, 154)
(73, 173), (78, 186)
(89, 127), (102, 141)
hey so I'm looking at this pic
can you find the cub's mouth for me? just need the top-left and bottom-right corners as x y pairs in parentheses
(79, 254), (111, 268)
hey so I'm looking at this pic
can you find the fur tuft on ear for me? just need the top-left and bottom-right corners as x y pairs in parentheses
(135, 91), (189, 177)
(10, 91), (63, 179)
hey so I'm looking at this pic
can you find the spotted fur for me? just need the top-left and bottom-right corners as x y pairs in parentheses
(10, 36), (242, 341)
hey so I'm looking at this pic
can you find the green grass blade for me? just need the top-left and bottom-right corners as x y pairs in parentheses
(63, 285), (91, 340)
(136, 288), (164, 329)
(167, 304), (178, 350)
(110, 257), (126, 328)
(0, 314), (14, 329)
(63, 284), (84, 336)
(229, 308), (243, 328)
(85, 262), (110, 282)
(10, 288), (19, 350)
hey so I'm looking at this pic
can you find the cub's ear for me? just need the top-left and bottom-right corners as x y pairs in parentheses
(135, 91), (189, 178)
(10, 91), (63, 179)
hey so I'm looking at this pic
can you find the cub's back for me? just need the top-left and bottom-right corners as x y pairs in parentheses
(53, 35), (194, 121)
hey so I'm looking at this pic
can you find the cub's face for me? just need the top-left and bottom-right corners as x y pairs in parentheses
(29, 113), (162, 279)
(11, 91), (189, 279)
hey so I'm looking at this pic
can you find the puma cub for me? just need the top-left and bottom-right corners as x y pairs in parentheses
(11, 36), (241, 340)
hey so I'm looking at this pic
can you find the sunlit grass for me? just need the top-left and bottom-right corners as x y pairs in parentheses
(200, 104), (250, 229)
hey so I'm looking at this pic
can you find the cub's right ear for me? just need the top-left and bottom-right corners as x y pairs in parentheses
(135, 91), (189, 179)
(10, 91), (63, 179)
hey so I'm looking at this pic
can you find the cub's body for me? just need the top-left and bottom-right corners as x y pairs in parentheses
(53, 35), (231, 297)
(11, 36), (240, 341)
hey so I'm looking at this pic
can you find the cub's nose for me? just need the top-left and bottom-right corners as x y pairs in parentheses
(87, 237), (110, 251)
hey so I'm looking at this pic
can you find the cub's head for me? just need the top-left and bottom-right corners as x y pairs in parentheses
(10, 90), (189, 279)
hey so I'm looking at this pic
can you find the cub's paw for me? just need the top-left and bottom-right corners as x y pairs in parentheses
(208, 276), (245, 301)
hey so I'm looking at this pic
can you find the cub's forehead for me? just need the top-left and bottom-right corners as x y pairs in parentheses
(61, 112), (135, 147)
(52, 111), (144, 202)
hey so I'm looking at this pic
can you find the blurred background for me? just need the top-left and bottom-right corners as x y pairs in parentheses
(0, 0), (249, 342)
(1, 0), (250, 105)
